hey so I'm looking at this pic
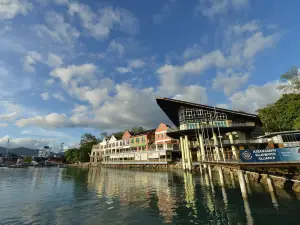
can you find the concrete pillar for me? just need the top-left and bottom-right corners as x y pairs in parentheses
(180, 137), (186, 169)
(218, 167), (225, 187)
(238, 170), (248, 199)
(228, 132), (238, 160)
(244, 173), (252, 194)
(208, 165), (213, 181)
(213, 133), (221, 161)
(199, 134), (205, 162)
(185, 135), (192, 171)
(267, 176), (279, 208)
(230, 170), (236, 188)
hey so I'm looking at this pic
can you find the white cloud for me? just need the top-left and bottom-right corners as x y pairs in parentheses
(0, 112), (17, 120)
(23, 51), (64, 72)
(33, 11), (80, 47)
(116, 67), (131, 74)
(0, 123), (8, 127)
(243, 31), (281, 59)
(230, 81), (284, 113)
(68, 3), (139, 39)
(173, 85), (208, 104)
(197, 0), (248, 19)
(47, 52), (63, 67)
(107, 40), (125, 57)
(0, 0), (32, 20)
(0, 135), (55, 150)
(115, 59), (145, 74)
(50, 63), (97, 84)
(16, 113), (68, 128)
(52, 93), (65, 101)
(23, 51), (42, 72)
(216, 103), (228, 109)
(41, 92), (49, 100)
(233, 20), (260, 35)
(212, 70), (249, 95)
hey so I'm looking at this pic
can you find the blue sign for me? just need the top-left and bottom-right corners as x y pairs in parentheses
(240, 147), (300, 163)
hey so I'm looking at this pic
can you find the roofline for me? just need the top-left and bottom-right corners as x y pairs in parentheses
(257, 130), (300, 138)
(156, 97), (259, 118)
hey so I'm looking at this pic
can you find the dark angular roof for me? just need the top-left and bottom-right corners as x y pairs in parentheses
(156, 97), (261, 127)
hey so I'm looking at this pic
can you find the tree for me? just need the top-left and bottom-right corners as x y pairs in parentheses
(99, 132), (108, 141)
(24, 156), (32, 164)
(130, 126), (145, 134)
(277, 66), (300, 93)
(258, 93), (300, 132)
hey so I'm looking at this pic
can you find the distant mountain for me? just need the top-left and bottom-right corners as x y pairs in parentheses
(0, 147), (39, 157)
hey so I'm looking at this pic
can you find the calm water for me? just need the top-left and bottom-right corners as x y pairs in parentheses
(0, 167), (300, 225)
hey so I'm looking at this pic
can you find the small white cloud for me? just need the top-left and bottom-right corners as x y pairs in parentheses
(0, 135), (55, 150)
(107, 40), (124, 56)
(15, 113), (68, 128)
(47, 52), (63, 67)
(52, 93), (65, 101)
(50, 63), (97, 84)
(116, 67), (131, 73)
(41, 92), (49, 100)
(0, 112), (17, 120)
(46, 79), (55, 85)
(23, 51), (42, 72)
(0, 0), (32, 20)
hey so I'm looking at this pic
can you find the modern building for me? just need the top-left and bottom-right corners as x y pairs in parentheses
(156, 97), (300, 170)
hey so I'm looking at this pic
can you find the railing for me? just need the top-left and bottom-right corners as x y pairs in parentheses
(168, 122), (256, 132)
(284, 142), (300, 147)
(102, 149), (172, 157)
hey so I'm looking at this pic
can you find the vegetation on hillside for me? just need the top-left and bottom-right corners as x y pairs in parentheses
(258, 67), (300, 132)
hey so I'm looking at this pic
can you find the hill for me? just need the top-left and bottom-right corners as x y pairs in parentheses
(0, 147), (39, 157)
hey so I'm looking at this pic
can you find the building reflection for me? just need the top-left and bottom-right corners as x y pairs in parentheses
(88, 168), (177, 223)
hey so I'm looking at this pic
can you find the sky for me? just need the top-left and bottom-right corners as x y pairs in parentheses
(0, 0), (299, 151)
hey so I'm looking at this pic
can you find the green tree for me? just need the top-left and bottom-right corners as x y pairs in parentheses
(79, 133), (98, 162)
(278, 66), (300, 93)
(24, 156), (32, 164)
(258, 93), (300, 132)
(130, 126), (145, 134)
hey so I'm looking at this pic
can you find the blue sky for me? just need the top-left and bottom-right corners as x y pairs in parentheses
(0, 0), (298, 150)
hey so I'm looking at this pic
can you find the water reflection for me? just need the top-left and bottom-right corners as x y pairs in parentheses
(1, 167), (300, 225)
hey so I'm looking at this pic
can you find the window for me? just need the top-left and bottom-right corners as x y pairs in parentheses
(185, 109), (194, 119)
(136, 137), (139, 143)
(142, 137), (146, 143)
(194, 109), (204, 118)
(116, 142), (119, 147)
(131, 139), (134, 143)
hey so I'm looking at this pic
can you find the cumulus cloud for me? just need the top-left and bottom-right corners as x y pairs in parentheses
(68, 3), (139, 39)
(212, 70), (249, 95)
(23, 51), (42, 72)
(23, 51), (63, 72)
(229, 81), (284, 113)
(0, 135), (55, 149)
(50, 63), (97, 84)
(115, 59), (145, 74)
(47, 52), (63, 67)
(33, 11), (80, 47)
(0, 0), (32, 20)
(16, 113), (68, 128)
(0, 112), (17, 120)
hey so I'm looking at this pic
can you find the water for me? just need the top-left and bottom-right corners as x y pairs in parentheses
(0, 167), (300, 225)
